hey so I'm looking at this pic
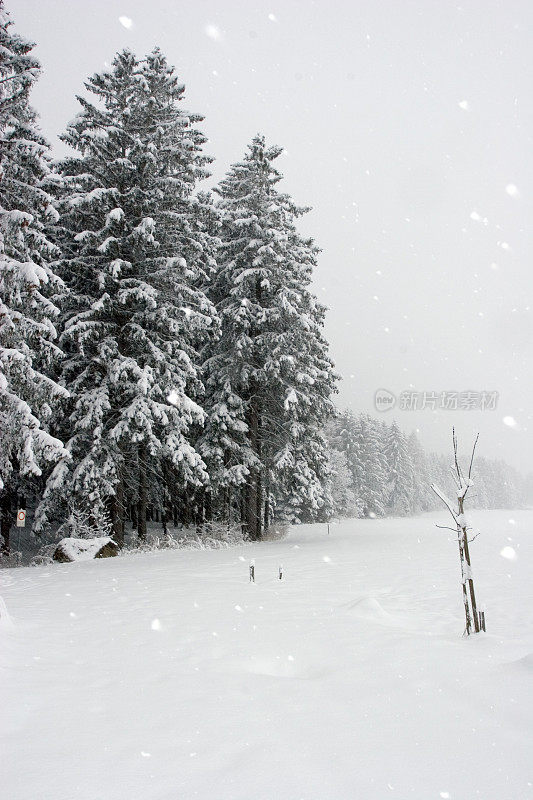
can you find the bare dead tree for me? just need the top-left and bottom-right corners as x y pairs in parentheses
(431, 428), (486, 636)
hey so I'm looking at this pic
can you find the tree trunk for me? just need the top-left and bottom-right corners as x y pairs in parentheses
(246, 472), (260, 540)
(456, 523), (472, 635)
(131, 502), (138, 531)
(240, 485), (246, 537)
(108, 474), (125, 548)
(0, 492), (12, 557)
(137, 444), (147, 541)
(205, 490), (212, 524)
(246, 392), (262, 541)
(195, 493), (205, 534)
(161, 463), (171, 536)
(226, 487), (231, 533)
(459, 495), (480, 633)
(255, 469), (262, 538)
(263, 468), (270, 532)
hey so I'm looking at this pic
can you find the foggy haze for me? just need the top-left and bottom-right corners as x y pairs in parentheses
(11, 0), (533, 473)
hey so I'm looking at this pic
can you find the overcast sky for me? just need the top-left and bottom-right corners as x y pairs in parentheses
(10, 0), (533, 473)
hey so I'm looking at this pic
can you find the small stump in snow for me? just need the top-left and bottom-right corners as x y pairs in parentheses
(53, 537), (118, 563)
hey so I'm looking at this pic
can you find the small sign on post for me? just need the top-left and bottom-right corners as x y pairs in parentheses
(16, 509), (26, 528)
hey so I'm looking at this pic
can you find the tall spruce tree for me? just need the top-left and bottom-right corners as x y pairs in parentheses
(408, 430), (431, 512)
(384, 420), (414, 515)
(37, 49), (217, 542)
(336, 412), (387, 517)
(0, 3), (68, 553)
(201, 135), (336, 537)
(327, 447), (359, 518)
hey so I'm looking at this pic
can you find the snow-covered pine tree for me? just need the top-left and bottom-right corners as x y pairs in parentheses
(0, 2), (68, 553)
(407, 430), (432, 512)
(202, 134), (336, 538)
(37, 48), (217, 543)
(384, 420), (414, 515)
(332, 411), (387, 517)
(331, 411), (360, 503)
(269, 227), (337, 525)
(327, 448), (359, 518)
(361, 414), (389, 516)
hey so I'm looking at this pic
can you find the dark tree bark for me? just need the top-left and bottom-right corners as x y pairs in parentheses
(240, 486), (246, 537)
(137, 444), (147, 541)
(108, 474), (125, 548)
(245, 392), (262, 540)
(0, 491), (12, 556)
(459, 493), (480, 633)
(205, 490), (212, 524)
(264, 468), (270, 532)
(130, 502), (138, 531)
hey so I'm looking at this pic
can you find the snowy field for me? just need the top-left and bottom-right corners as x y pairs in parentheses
(1, 510), (532, 800)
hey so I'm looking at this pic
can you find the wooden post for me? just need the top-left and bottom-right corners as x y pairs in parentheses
(249, 560), (255, 582)
(279, 564), (283, 580)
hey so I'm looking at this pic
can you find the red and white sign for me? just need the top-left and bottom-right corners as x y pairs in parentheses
(16, 509), (26, 528)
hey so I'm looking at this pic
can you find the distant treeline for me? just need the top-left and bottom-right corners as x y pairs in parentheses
(328, 411), (530, 518)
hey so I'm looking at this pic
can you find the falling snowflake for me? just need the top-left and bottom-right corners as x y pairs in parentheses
(205, 24), (221, 41)
(500, 546), (517, 561)
(119, 16), (133, 29)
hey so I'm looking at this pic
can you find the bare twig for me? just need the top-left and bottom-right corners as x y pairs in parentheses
(464, 433), (479, 501)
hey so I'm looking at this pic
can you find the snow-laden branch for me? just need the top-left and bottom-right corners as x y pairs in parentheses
(430, 482), (459, 525)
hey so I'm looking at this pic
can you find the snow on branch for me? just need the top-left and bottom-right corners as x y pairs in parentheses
(430, 482), (459, 524)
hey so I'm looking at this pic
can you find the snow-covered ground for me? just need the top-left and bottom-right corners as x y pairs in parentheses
(1, 510), (532, 800)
